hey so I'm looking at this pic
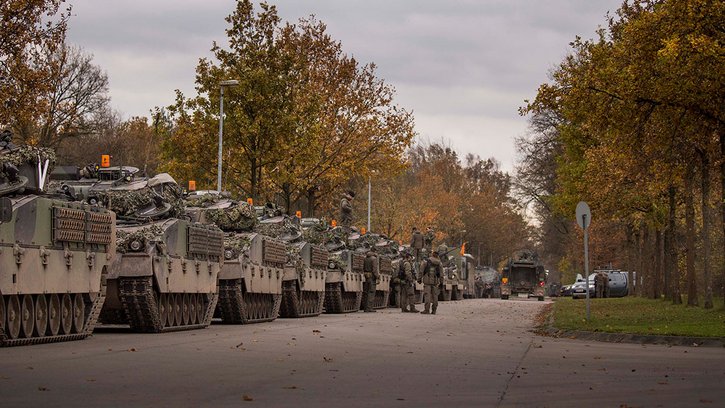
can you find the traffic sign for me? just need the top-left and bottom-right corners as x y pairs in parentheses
(576, 201), (591, 230)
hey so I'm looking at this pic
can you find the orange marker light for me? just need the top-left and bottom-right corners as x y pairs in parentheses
(247, 198), (253, 205)
(295, 210), (302, 218)
(101, 155), (110, 168)
(502, 277), (509, 284)
(331, 219), (337, 227)
(361, 227), (366, 235)
(188, 180), (196, 191)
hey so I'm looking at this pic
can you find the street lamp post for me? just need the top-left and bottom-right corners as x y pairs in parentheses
(217, 79), (240, 192)
(367, 175), (371, 232)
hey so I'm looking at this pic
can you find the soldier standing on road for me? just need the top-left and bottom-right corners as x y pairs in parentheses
(602, 271), (610, 298)
(399, 251), (419, 313)
(424, 226), (435, 252)
(420, 250), (443, 314)
(363, 250), (379, 312)
(339, 191), (355, 229)
(410, 227), (424, 263)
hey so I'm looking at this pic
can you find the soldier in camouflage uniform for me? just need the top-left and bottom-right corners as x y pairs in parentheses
(410, 227), (424, 263)
(363, 249), (379, 312)
(339, 191), (354, 228)
(424, 226), (435, 252)
(399, 251), (418, 313)
(420, 250), (443, 314)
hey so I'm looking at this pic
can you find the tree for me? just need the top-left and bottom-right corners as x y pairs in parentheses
(160, 1), (414, 215)
(1, 0), (69, 132)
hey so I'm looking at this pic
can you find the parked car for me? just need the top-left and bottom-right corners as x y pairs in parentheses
(560, 284), (573, 297)
(571, 281), (594, 299)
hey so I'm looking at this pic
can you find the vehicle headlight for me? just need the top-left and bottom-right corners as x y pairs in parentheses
(328, 261), (336, 269)
(129, 239), (144, 252)
(224, 249), (234, 260)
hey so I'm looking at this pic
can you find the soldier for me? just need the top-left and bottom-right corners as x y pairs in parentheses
(602, 271), (610, 298)
(339, 191), (354, 229)
(420, 250), (443, 314)
(410, 227), (424, 262)
(595, 271), (605, 298)
(399, 251), (419, 313)
(424, 226), (435, 252)
(363, 250), (379, 312)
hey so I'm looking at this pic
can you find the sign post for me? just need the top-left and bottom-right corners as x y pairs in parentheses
(575, 201), (592, 321)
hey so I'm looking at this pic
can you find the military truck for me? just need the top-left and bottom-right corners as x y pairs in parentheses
(1, 133), (115, 345)
(98, 174), (224, 331)
(500, 250), (546, 301)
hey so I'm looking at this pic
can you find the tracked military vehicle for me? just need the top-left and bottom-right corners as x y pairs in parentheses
(435, 244), (464, 301)
(98, 174), (223, 331)
(186, 196), (282, 324)
(298, 221), (364, 314)
(349, 233), (393, 310)
(187, 196), (327, 321)
(1, 132), (115, 346)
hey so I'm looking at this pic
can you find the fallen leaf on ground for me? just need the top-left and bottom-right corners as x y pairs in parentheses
(242, 395), (253, 401)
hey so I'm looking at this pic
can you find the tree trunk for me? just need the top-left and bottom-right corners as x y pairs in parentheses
(654, 228), (662, 299)
(685, 160), (698, 306)
(720, 127), (725, 302)
(668, 186), (682, 304)
(306, 187), (318, 217)
(699, 150), (713, 309)
(663, 186), (673, 301)
(249, 156), (258, 203)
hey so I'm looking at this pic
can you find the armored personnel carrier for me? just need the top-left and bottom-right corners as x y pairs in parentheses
(254, 214), (327, 318)
(1, 132), (115, 346)
(298, 221), (364, 313)
(98, 174), (224, 331)
(187, 196), (327, 321)
(349, 233), (393, 310)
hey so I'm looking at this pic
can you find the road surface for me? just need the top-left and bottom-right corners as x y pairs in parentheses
(2, 298), (723, 407)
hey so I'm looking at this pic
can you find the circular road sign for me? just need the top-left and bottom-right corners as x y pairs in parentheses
(576, 201), (591, 230)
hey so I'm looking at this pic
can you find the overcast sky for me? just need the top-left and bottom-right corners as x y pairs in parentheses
(66, 0), (622, 173)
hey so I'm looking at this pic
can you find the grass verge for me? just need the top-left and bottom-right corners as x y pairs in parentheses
(552, 296), (725, 337)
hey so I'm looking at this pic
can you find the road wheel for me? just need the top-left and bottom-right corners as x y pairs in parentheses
(6, 295), (22, 339)
(20, 294), (35, 338)
(196, 294), (205, 325)
(34, 294), (48, 337)
(60, 294), (73, 335)
(158, 294), (168, 328)
(182, 293), (190, 325)
(188, 294), (197, 325)
(48, 294), (61, 336)
(174, 294), (183, 327)
(72, 293), (85, 333)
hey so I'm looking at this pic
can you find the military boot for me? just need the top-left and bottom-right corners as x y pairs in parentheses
(409, 305), (419, 313)
(420, 307), (430, 314)
(431, 306), (437, 315)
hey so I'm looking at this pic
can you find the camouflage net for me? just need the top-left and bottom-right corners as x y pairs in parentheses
(223, 233), (252, 259)
(116, 225), (165, 254)
(98, 182), (184, 220)
(301, 220), (329, 244)
(254, 216), (301, 240)
(205, 202), (257, 232)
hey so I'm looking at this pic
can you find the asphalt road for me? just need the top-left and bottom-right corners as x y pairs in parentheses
(2, 298), (723, 407)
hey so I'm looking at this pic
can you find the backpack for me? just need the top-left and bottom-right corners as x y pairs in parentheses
(398, 261), (406, 280)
